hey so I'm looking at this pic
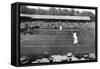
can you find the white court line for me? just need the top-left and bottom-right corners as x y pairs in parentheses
(21, 45), (88, 47)
(35, 29), (79, 31)
(51, 30), (60, 40)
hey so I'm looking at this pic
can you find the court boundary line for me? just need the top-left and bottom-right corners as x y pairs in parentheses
(21, 45), (89, 47)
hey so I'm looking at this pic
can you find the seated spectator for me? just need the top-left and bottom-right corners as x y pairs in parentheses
(20, 56), (30, 64)
(38, 58), (50, 63)
(66, 52), (73, 61)
(70, 55), (79, 61)
(67, 52), (73, 57)
(61, 55), (69, 61)
(74, 54), (83, 59)
(50, 55), (63, 62)
(88, 53), (95, 60)
(32, 59), (41, 63)
(83, 54), (89, 60)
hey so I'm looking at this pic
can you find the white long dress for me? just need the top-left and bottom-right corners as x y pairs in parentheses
(73, 32), (78, 44)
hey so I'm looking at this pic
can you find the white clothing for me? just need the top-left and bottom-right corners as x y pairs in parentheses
(39, 58), (50, 63)
(51, 55), (62, 62)
(59, 25), (62, 30)
(61, 55), (69, 61)
(80, 58), (86, 60)
(71, 56), (79, 61)
(32, 58), (49, 63)
(73, 32), (78, 44)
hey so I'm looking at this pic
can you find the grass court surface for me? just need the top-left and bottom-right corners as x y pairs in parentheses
(20, 29), (95, 57)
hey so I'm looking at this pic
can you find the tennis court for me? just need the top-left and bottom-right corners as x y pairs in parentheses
(20, 29), (95, 57)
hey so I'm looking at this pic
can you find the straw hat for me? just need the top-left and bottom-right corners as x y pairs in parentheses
(39, 58), (50, 63)
(20, 56), (30, 64)
(67, 52), (73, 57)
(88, 53), (95, 59)
(83, 54), (88, 58)
(80, 58), (86, 60)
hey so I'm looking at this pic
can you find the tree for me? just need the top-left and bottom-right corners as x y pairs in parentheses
(80, 11), (95, 21)
(35, 8), (46, 15)
(75, 10), (81, 16)
(20, 6), (36, 14)
(49, 7), (58, 15)
(62, 9), (71, 15)
(20, 6), (29, 14)
(70, 9), (76, 16)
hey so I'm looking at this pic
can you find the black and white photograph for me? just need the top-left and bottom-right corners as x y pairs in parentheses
(18, 3), (97, 66)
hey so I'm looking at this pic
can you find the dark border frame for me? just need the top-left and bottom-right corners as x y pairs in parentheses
(11, 2), (98, 67)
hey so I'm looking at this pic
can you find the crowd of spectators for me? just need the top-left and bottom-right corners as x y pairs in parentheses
(20, 52), (95, 64)
(20, 21), (95, 34)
